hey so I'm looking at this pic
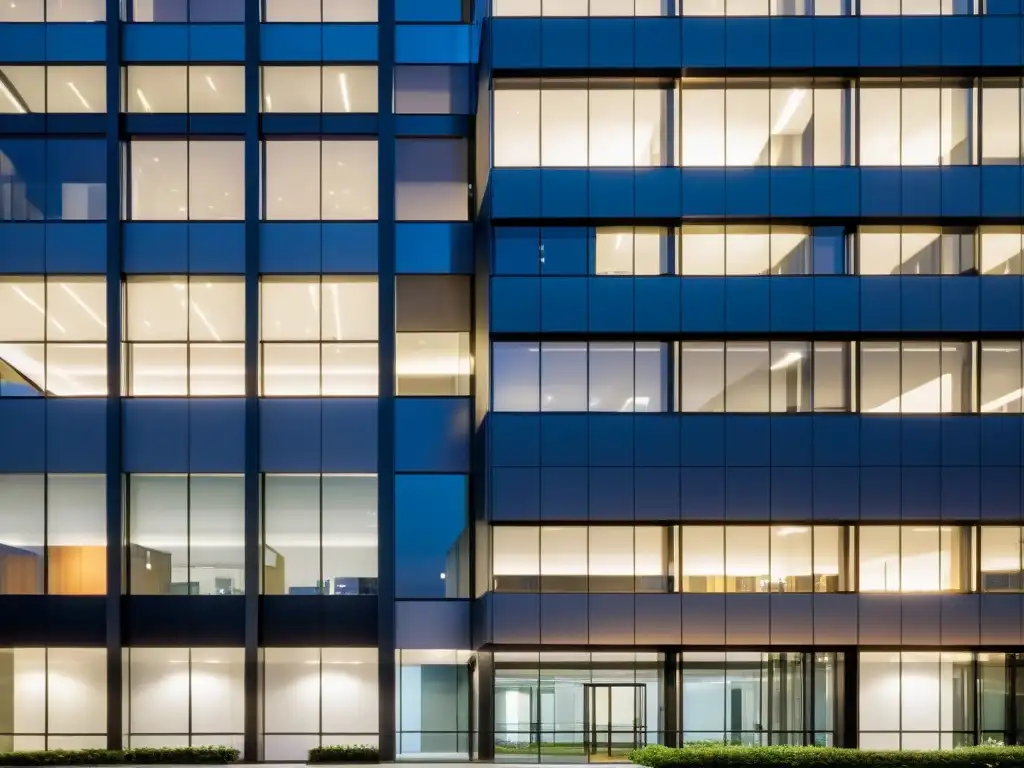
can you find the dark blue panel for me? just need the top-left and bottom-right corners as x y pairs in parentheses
(634, 415), (681, 467)
(540, 466), (587, 521)
(680, 467), (725, 521)
(189, 114), (245, 133)
(813, 168), (858, 217)
(491, 170), (541, 219)
(771, 416), (813, 467)
(681, 169), (725, 217)
(322, 223), (379, 272)
(941, 466), (980, 520)
(0, 224), (44, 273)
(725, 18), (769, 68)
(123, 24), (188, 61)
(770, 18), (812, 67)
(634, 18), (681, 69)
(259, 399), (322, 472)
(900, 277), (941, 332)
(635, 168), (681, 218)
(540, 227), (587, 276)
(680, 18), (725, 67)
(45, 223), (104, 273)
(980, 418), (1022, 467)
(125, 114), (188, 135)
(901, 168), (942, 217)
(980, 278), (1021, 332)
(770, 169), (813, 218)
(813, 466), (859, 520)
(395, 474), (468, 598)
(860, 277), (900, 331)
(634, 278), (681, 334)
(189, 223), (244, 273)
(769, 278), (813, 332)
(322, 399), (378, 473)
(46, 24), (104, 61)
(261, 114), (321, 135)
(941, 167), (980, 217)
(395, 398), (470, 473)
(259, 223), (320, 273)
(724, 168), (770, 217)
(589, 170), (634, 219)
(541, 170), (587, 219)
(725, 277), (769, 332)
(588, 278), (633, 333)
(541, 19), (587, 68)
(588, 415), (634, 467)
(540, 277), (587, 333)
(589, 467), (635, 521)
(725, 467), (769, 520)
(681, 416), (725, 466)
(860, 466), (901, 520)
(813, 415), (859, 466)
(939, 278), (979, 332)
(0, 115), (45, 134)
(46, 399), (105, 473)
(813, 17), (857, 67)
(986, 0), (1020, 12)
(981, 16), (1022, 65)
(725, 415), (770, 466)
(189, 24), (245, 60)
(589, 19), (633, 68)
(634, 467), (681, 521)
(941, 17), (980, 65)
(540, 414), (588, 467)
(771, 466), (812, 519)
(397, 0), (461, 21)
(980, 166), (1022, 218)
(0, 24), (44, 61)
(396, 223), (471, 274)
(395, 24), (468, 64)
(122, 399), (189, 473)
(860, 417), (901, 466)
(901, 466), (941, 520)
(494, 227), (540, 275)
(260, 24), (322, 61)
(861, 169), (902, 217)
(859, 17), (901, 66)
(188, 399), (244, 473)
(901, 16), (940, 66)
(322, 24), (378, 61)
(681, 277), (725, 332)
(491, 467), (540, 521)
(490, 277), (541, 333)
(489, 413), (541, 467)
(490, 18), (542, 69)
(394, 114), (466, 137)
(980, 467), (1022, 521)
(941, 417), (980, 467)
(901, 417), (941, 467)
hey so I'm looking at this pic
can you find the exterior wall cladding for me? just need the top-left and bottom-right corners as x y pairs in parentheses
(5, 0), (1024, 761)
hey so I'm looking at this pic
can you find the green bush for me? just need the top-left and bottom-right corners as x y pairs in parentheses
(0, 746), (238, 766)
(307, 745), (381, 764)
(629, 745), (1024, 768)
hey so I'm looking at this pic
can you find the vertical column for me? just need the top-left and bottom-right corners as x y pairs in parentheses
(104, 0), (124, 749)
(840, 649), (858, 748)
(377, 0), (398, 760)
(476, 651), (495, 759)
(663, 651), (678, 747)
(242, 0), (262, 759)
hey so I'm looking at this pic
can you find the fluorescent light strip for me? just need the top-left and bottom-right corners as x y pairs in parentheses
(11, 286), (66, 334)
(205, 75), (217, 92)
(0, 77), (26, 114)
(339, 72), (351, 113)
(60, 284), (107, 329)
(135, 88), (153, 113)
(330, 283), (342, 341)
(66, 81), (92, 111)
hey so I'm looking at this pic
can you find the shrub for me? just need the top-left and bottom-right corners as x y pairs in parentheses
(629, 745), (1024, 768)
(307, 745), (381, 764)
(0, 746), (239, 766)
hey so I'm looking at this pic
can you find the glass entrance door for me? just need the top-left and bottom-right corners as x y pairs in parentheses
(584, 684), (646, 761)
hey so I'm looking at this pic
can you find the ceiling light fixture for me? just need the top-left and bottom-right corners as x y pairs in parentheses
(135, 88), (153, 113)
(205, 74), (217, 92)
(61, 284), (107, 329)
(67, 81), (92, 111)
(339, 72), (351, 113)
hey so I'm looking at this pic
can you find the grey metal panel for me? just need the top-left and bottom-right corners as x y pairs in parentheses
(858, 594), (902, 645)
(491, 593), (540, 645)
(396, 600), (471, 649)
(635, 594), (682, 645)
(725, 594), (769, 645)
(813, 594), (858, 645)
(540, 593), (588, 645)
(900, 595), (941, 646)
(681, 593), (725, 645)
(769, 594), (812, 646)
(980, 594), (1023, 645)
(940, 594), (980, 646)
(588, 594), (635, 645)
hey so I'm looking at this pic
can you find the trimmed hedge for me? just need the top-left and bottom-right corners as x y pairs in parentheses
(0, 746), (239, 766)
(629, 745), (1024, 768)
(307, 745), (380, 764)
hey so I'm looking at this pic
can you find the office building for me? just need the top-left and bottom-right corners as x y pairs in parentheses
(1, 0), (1024, 760)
